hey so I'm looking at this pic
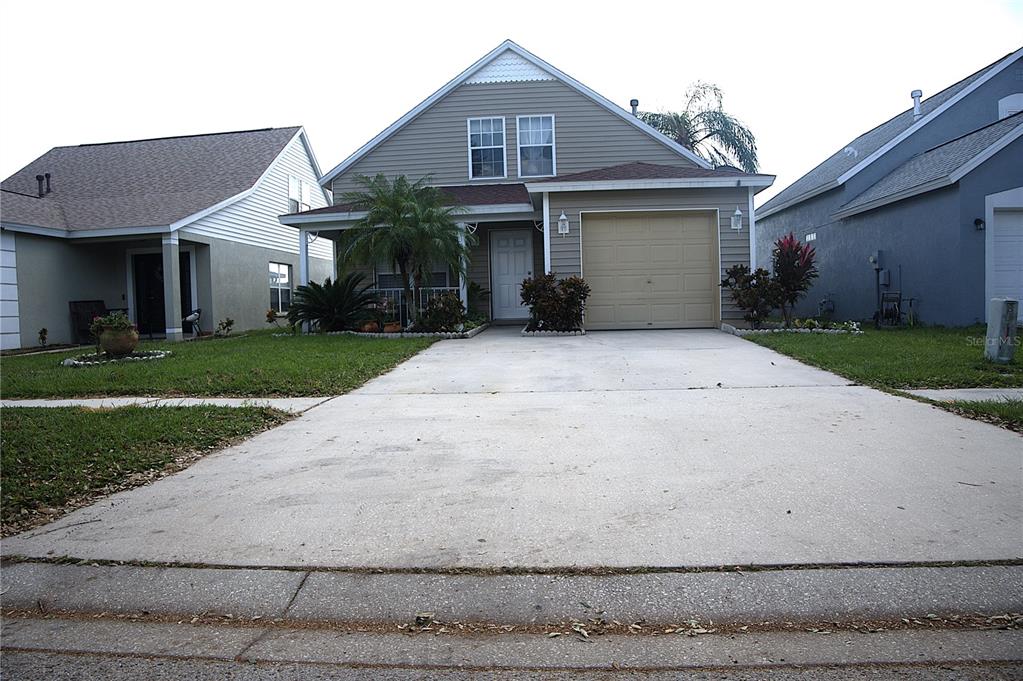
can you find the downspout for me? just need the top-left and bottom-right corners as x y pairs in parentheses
(542, 192), (552, 273)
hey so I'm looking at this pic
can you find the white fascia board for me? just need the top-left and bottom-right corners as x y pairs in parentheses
(833, 124), (1023, 220)
(755, 181), (839, 220)
(834, 47), (1023, 187)
(0, 222), (171, 239)
(279, 211), (367, 226)
(169, 128), (306, 232)
(525, 176), (775, 193)
(318, 40), (714, 188)
(297, 128), (333, 205)
(278, 202), (538, 228)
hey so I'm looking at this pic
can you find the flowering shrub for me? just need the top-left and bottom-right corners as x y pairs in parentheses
(720, 265), (776, 328)
(89, 311), (135, 340)
(772, 233), (818, 327)
(416, 291), (466, 332)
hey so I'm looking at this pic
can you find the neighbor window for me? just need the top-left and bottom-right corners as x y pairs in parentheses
(269, 262), (292, 313)
(288, 175), (312, 213)
(467, 117), (506, 179)
(517, 115), (555, 177)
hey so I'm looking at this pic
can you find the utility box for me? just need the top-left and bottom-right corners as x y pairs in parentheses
(985, 298), (1019, 364)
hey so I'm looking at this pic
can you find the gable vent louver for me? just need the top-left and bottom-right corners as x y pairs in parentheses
(465, 51), (556, 84)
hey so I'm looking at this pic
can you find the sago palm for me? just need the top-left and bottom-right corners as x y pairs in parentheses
(338, 174), (473, 324)
(639, 82), (759, 173)
(287, 273), (379, 332)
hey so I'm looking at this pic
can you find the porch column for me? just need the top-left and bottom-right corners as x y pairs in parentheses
(542, 192), (552, 273)
(458, 222), (469, 312)
(298, 229), (310, 286)
(161, 233), (184, 341)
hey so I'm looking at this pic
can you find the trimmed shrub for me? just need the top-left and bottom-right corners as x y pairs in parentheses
(520, 274), (591, 331)
(720, 264), (776, 328)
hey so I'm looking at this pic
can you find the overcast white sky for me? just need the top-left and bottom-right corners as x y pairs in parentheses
(1, 0), (1020, 205)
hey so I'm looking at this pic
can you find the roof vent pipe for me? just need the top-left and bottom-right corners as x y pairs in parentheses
(911, 90), (923, 121)
(35, 174), (45, 197)
(44, 173), (51, 194)
(630, 99), (639, 116)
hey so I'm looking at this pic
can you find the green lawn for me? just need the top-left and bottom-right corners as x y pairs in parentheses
(1, 406), (288, 535)
(949, 398), (1023, 433)
(0, 331), (434, 398)
(745, 326), (1022, 389)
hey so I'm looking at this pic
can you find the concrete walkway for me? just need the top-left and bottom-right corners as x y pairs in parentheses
(906, 388), (1023, 402)
(0, 396), (334, 414)
(4, 327), (1020, 569)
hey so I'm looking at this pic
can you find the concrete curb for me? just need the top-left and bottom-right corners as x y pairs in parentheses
(4, 561), (1021, 626)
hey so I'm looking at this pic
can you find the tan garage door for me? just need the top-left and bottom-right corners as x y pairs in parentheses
(582, 211), (718, 330)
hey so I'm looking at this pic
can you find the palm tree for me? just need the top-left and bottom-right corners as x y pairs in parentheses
(287, 273), (379, 332)
(639, 82), (759, 173)
(338, 174), (473, 325)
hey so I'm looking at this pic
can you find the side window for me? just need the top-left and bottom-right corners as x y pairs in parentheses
(269, 262), (292, 313)
(288, 176), (312, 213)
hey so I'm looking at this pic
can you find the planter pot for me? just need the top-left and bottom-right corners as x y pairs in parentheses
(360, 321), (381, 333)
(383, 322), (402, 333)
(99, 328), (139, 357)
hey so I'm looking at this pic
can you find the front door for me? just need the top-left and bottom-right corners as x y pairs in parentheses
(132, 252), (193, 336)
(491, 229), (533, 320)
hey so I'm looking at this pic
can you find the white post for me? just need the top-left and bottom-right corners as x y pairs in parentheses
(458, 222), (469, 312)
(161, 233), (183, 341)
(542, 192), (552, 273)
(298, 229), (309, 286)
(748, 186), (757, 270)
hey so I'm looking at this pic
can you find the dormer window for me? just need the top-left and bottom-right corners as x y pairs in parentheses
(467, 117), (506, 179)
(517, 115), (556, 177)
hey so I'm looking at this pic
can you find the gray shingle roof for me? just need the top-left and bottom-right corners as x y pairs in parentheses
(837, 112), (1023, 215)
(757, 54), (1010, 216)
(528, 161), (753, 183)
(0, 127), (300, 232)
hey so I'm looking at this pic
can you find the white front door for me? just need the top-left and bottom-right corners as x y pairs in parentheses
(491, 229), (533, 319)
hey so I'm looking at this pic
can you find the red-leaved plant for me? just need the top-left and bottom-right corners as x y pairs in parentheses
(771, 233), (818, 327)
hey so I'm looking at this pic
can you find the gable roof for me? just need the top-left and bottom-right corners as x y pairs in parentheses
(833, 112), (1023, 219)
(318, 40), (712, 188)
(1, 127), (305, 235)
(758, 47), (1023, 219)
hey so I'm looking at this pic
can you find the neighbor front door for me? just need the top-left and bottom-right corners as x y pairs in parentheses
(491, 229), (533, 320)
(132, 252), (193, 336)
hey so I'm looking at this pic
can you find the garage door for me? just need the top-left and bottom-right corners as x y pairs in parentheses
(582, 211), (718, 330)
(992, 209), (1023, 321)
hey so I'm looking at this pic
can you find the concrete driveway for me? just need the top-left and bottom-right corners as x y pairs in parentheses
(5, 327), (1021, 568)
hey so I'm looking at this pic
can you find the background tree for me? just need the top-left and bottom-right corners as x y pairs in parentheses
(639, 82), (759, 172)
(338, 174), (473, 325)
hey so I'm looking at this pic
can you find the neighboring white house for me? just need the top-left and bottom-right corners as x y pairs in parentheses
(0, 127), (334, 348)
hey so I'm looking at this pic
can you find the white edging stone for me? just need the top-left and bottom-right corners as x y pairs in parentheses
(721, 322), (862, 337)
(60, 350), (173, 368)
(324, 324), (490, 340)
(520, 325), (585, 337)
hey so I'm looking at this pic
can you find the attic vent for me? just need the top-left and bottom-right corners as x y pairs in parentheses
(466, 51), (556, 85)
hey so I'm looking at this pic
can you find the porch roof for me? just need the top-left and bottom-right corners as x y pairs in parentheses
(285, 183), (531, 218)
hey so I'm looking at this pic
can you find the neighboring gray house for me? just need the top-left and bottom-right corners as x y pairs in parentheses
(756, 48), (1023, 325)
(281, 40), (774, 330)
(0, 127), (333, 349)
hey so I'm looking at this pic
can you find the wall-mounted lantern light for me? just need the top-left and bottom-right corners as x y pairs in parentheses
(557, 211), (570, 235)
(974, 218), (985, 231)
(731, 206), (743, 231)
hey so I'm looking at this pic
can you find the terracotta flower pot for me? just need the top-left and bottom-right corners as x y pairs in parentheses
(383, 322), (402, 333)
(99, 328), (139, 357)
(360, 321), (381, 333)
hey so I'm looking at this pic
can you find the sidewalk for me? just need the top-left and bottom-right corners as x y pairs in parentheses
(0, 396), (335, 414)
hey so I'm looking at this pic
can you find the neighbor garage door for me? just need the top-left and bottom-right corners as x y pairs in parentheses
(582, 211), (718, 330)
(992, 209), (1023, 321)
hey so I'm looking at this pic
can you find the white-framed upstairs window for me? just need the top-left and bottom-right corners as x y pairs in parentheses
(467, 117), (506, 179)
(288, 175), (312, 213)
(269, 262), (292, 313)
(517, 115), (556, 178)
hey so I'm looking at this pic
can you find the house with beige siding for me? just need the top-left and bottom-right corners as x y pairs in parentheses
(0, 127), (333, 349)
(281, 41), (774, 330)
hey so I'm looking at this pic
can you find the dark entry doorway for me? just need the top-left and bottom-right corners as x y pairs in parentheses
(132, 252), (193, 336)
